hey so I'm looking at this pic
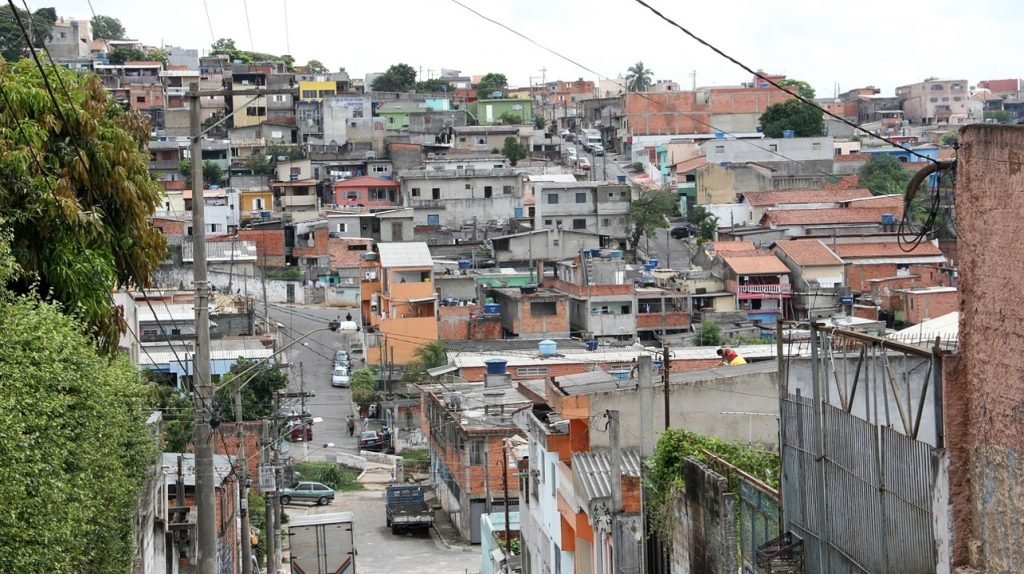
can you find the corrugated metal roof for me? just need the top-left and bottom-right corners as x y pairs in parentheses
(161, 452), (234, 487)
(572, 448), (642, 504)
(377, 242), (433, 268)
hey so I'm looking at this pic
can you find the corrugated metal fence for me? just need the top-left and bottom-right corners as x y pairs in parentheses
(782, 394), (939, 573)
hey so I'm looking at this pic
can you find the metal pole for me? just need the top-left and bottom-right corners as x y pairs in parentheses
(190, 81), (217, 574)
(502, 439), (512, 557)
(810, 324), (829, 573)
(775, 319), (786, 531)
(662, 342), (671, 430)
(235, 387), (253, 574)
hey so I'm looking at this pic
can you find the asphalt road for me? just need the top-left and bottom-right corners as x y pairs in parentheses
(302, 489), (480, 574)
(644, 227), (694, 271)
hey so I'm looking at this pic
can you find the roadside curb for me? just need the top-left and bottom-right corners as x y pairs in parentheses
(430, 522), (456, 551)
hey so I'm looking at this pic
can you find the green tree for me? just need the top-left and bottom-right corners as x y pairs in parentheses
(414, 78), (450, 93)
(777, 78), (816, 99)
(107, 45), (146, 65)
(350, 367), (377, 408)
(148, 381), (194, 452)
(501, 135), (529, 166)
(626, 187), (675, 258)
(534, 116), (546, 130)
(941, 131), (959, 146)
(858, 154), (912, 196)
(91, 14), (126, 40)
(625, 61), (653, 92)
(372, 63), (417, 92)
(401, 341), (449, 385)
(0, 60), (166, 353)
(686, 205), (718, 244)
(305, 59), (328, 74)
(0, 240), (157, 571)
(209, 38), (293, 69)
(984, 109), (1014, 124)
(0, 5), (56, 61)
(146, 47), (169, 66)
(694, 320), (722, 346)
(214, 358), (289, 421)
(498, 111), (523, 125)
(759, 98), (825, 138)
(179, 159), (227, 188)
(476, 72), (508, 98)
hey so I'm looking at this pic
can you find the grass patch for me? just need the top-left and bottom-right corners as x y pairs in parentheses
(294, 462), (364, 492)
(400, 447), (429, 463)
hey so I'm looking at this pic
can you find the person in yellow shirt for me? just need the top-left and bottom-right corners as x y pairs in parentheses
(717, 347), (747, 366)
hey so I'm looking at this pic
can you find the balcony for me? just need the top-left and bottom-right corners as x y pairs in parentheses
(149, 159), (180, 170)
(275, 195), (317, 208)
(409, 199), (445, 209)
(737, 283), (792, 298)
(230, 137), (266, 147)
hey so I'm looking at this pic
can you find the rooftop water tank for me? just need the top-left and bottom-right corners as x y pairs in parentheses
(484, 359), (508, 375)
(539, 340), (557, 357)
(458, 260), (472, 270)
(585, 340), (599, 352)
(609, 250), (624, 260)
(881, 213), (897, 225)
(483, 303), (500, 315)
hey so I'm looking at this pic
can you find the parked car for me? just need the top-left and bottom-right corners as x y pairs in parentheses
(578, 157), (592, 171)
(670, 224), (698, 239)
(280, 481), (335, 506)
(359, 429), (390, 453)
(591, 145), (605, 156)
(334, 350), (349, 367)
(289, 421), (313, 442)
(332, 365), (350, 388)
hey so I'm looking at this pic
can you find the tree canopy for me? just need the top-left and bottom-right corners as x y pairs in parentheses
(858, 154), (912, 196)
(107, 46), (146, 65)
(400, 341), (449, 386)
(414, 78), (450, 93)
(214, 358), (290, 421)
(686, 205), (718, 244)
(625, 61), (653, 92)
(758, 98), (824, 138)
(626, 187), (676, 256)
(178, 159), (227, 188)
(371, 63), (417, 92)
(0, 60), (167, 353)
(91, 14), (126, 40)
(0, 5), (56, 61)
(305, 59), (328, 74)
(0, 233), (156, 572)
(777, 78), (816, 99)
(476, 72), (508, 98)
(210, 38), (294, 70)
(501, 135), (529, 166)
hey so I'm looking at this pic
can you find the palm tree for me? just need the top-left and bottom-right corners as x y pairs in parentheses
(625, 61), (654, 92)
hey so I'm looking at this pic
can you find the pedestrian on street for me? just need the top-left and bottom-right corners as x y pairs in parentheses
(345, 312), (353, 322)
(346, 416), (355, 437)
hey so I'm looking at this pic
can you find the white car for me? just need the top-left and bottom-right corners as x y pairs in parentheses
(578, 157), (592, 171)
(331, 365), (350, 388)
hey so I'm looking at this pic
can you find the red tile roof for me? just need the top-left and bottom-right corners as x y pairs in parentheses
(742, 188), (872, 207)
(842, 195), (905, 209)
(762, 206), (904, 226)
(673, 156), (708, 174)
(720, 253), (790, 275)
(832, 241), (944, 259)
(773, 240), (843, 267)
(706, 241), (758, 253)
(824, 175), (860, 190)
(834, 153), (870, 163)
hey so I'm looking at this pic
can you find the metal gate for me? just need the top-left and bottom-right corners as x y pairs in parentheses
(738, 478), (780, 572)
(780, 326), (944, 573)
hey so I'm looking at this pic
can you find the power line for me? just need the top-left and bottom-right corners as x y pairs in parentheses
(201, 0), (216, 45)
(629, 0), (937, 163)
(282, 0), (291, 56)
(241, 0), (256, 53)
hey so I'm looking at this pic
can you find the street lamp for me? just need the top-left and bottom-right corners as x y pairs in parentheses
(219, 322), (357, 574)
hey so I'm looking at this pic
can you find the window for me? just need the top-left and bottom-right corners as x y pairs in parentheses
(531, 301), (557, 316)
(59, 32), (66, 38)
(411, 187), (421, 197)
(929, 97), (939, 103)
(493, 164), (504, 169)
(459, 137), (467, 143)
(620, 304), (632, 314)
(477, 138), (486, 145)
(252, 198), (264, 210)
(715, 145), (725, 153)
(246, 106), (266, 116)
(455, 165), (465, 170)
(272, 94), (287, 103)
(136, 96), (146, 103)
(941, 97), (949, 102)
(345, 191), (359, 201)
(602, 218), (612, 226)
(372, 165), (387, 173)
(465, 183), (472, 190)
(953, 96), (962, 101)
(812, 142), (821, 151)
(503, 185), (513, 194)
(468, 439), (484, 465)
(387, 116), (395, 124)
(576, 192), (587, 203)
(347, 243), (368, 251)
(768, 144), (778, 152)
(484, 186), (493, 198)
(547, 193), (559, 204)
(512, 103), (524, 111)
(432, 188), (441, 200)
(336, 223), (348, 233)
(572, 219), (586, 230)
(544, 219), (553, 226)
(931, 84), (944, 91)
(518, 366), (549, 376)
(302, 90), (317, 99)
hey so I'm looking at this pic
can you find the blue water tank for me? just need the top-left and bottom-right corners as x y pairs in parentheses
(783, 130), (795, 138)
(714, 131), (725, 140)
(609, 250), (623, 260)
(514, 207), (523, 218)
(617, 175), (627, 184)
(881, 213), (897, 225)
(585, 340), (599, 352)
(647, 258), (659, 268)
(483, 303), (500, 315)
(590, 249), (603, 258)
(484, 358), (508, 375)
(260, 210), (271, 219)
(539, 340), (557, 356)
(458, 260), (472, 270)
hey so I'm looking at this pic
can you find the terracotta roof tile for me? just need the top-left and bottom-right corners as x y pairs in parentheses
(763, 206), (904, 226)
(834, 153), (870, 162)
(824, 175), (860, 190)
(741, 188), (872, 206)
(720, 253), (790, 275)
(832, 241), (944, 259)
(842, 195), (905, 209)
(773, 240), (843, 266)
(706, 241), (758, 253)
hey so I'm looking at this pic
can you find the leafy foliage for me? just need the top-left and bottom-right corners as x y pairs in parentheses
(0, 5), (56, 61)
(625, 61), (653, 92)
(646, 428), (779, 536)
(686, 205), (718, 244)
(350, 367), (377, 408)
(414, 78), (450, 93)
(294, 462), (363, 492)
(501, 136), (529, 166)
(0, 287), (157, 572)
(107, 46), (146, 65)
(498, 111), (523, 125)
(476, 72), (508, 98)
(214, 358), (289, 422)
(0, 60), (167, 353)
(91, 14), (126, 40)
(941, 131), (959, 146)
(759, 98), (824, 138)
(305, 59), (328, 74)
(400, 341), (448, 385)
(210, 37), (294, 70)
(626, 187), (675, 257)
(178, 159), (227, 188)
(984, 109), (1014, 124)
(777, 78), (816, 99)
(858, 154), (912, 196)
(372, 63), (417, 92)
(147, 378), (194, 452)
(694, 320), (722, 346)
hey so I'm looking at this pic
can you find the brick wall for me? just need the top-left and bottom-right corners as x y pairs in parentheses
(623, 92), (711, 135)
(238, 228), (285, 267)
(544, 277), (634, 298)
(153, 217), (186, 236)
(708, 87), (794, 115)
(292, 227), (329, 258)
(328, 237), (373, 269)
(438, 306), (502, 341)
(847, 262), (945, 293)
(902, 289), (959, 324)
(671, 458), (737, 573)
(214, 422), (263, 489)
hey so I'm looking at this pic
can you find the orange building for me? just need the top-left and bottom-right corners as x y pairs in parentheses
(361, 242), (438, 367)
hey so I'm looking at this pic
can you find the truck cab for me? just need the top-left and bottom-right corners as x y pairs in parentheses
(385, 485), (434, 535)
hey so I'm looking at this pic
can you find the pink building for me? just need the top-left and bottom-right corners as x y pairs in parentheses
(331, 176), (399, 211)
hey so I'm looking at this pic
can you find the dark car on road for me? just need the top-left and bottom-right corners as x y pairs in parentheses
(670, 224), (698, 239)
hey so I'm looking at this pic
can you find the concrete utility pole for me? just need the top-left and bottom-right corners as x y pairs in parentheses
(501, 439), (512, 557)
(662, 342), (672, 430)
(609, 410), (622, 513)
(638, 355), (655, 458)
(234, 389), (253, 574)
(190, 81), (217, 574)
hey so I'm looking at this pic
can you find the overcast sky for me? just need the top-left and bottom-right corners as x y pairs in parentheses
(43, 0), (1023, 97)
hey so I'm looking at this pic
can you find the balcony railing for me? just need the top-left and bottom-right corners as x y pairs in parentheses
(409, 199), (445, 209)
(737, 284), (792, 297)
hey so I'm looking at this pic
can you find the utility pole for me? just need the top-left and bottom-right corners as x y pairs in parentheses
(235, 386), (253, 574)
(501, 439), (512, 557)
(637, 355), (655, 458)
(662, 341), (672, 430)
(609, 410), (622, 513)
(190, 81), (217, 574)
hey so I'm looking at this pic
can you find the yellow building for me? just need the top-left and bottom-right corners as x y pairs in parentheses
(361, 242), (438, 367)
(239, 189), (274, 224)
(298, 80), (337, 103)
